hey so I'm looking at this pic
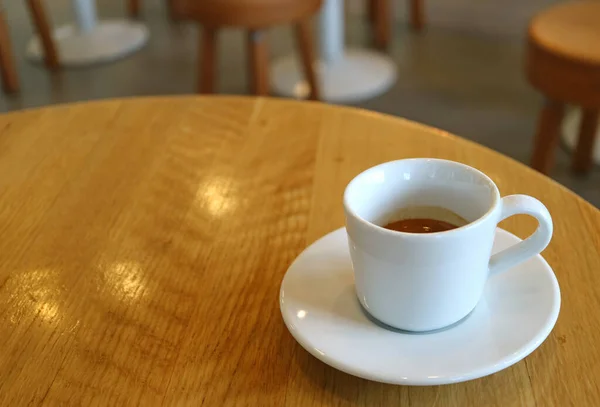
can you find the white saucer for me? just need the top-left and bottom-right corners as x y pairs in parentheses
(280, 227), (560, 385)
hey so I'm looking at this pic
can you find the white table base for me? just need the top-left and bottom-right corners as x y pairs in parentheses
(561, 109), (600, 165)
(272, 49), (396, 103)
(272, 0), (396, 103)
(26, 21), (149, 67)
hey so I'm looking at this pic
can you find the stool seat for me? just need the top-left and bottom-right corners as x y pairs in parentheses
(527, 1), (600, 108)
(527, 1), (600, 175)
(182, 0), (322, 28)
(530, 2), (600, 65)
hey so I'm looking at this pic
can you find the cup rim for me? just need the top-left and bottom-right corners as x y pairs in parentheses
(343, 158), (501, 237)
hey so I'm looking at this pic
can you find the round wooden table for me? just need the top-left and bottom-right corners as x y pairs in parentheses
(0, 97), (598, 405)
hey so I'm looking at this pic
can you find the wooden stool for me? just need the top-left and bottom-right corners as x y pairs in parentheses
(369, 0), (424, 50)
(178, 0), (322, 100)
(527, 1), (600, 175)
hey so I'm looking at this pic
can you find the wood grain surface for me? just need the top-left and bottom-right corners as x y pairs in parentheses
(0, 97), (598, 406)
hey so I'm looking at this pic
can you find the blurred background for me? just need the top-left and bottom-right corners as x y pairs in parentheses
(1, 0), (598, 206)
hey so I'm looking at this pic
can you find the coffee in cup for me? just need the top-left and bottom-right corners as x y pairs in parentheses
(382, 205), (468, 233)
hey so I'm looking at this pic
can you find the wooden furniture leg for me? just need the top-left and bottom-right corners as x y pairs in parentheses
(247, 30), (269, 96)
(166, 0), (181, 20)
(199, 27), (217, 94)
(26, 0), (59, 70)
(368, 0), (376, 25)
(128, 0), (140, 18)
(0, 10), (19, 93)
(572, 109), (599, 174)
(373, 0), (390, 49)
(410, 0), (424, 32)
(295, 18), (320, 101)
(531, 100), (565, 175)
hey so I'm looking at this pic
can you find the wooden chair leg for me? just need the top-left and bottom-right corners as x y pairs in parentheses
(368, 0), (377, 25)
(166, 0), (181, 20)
(410, 0), (425, 32)
(572, 109), (598, 174)
(373, 0), (391, 50)
(26, 0), (59, 70)
(0, 10), (19, 93)
(295, 19), (320, 101)
(531, 100), (565, 175)
(247, 30), (269, 96)
(198, 27), (217, 94)
(128, 0), (140, 18)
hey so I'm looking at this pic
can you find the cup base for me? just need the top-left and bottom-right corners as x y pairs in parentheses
(357, 299), (476, 334)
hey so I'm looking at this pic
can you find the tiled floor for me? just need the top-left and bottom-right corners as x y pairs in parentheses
(2, 0), (598, 206)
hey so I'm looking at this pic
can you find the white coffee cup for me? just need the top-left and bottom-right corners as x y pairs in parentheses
(343, 159), (553, 332)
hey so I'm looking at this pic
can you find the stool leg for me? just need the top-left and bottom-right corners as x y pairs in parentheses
(26, 0), (59, 70)
(368, 0), (376, 25)
(531, 100), (565, 175)
(410, 0), (425, 32)
(127, 0), (141, 18)
(247, 30), (269, 96)
(166, 0), (180, 20)
(373, 0), (391, 50)
(572, 109), (598, 174)
(199, 27), (217, 94)
(0, 10), (19, 93)
(295, 19), (320, 101)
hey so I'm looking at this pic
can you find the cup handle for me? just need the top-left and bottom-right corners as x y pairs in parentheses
(488, 195), (553, 275)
